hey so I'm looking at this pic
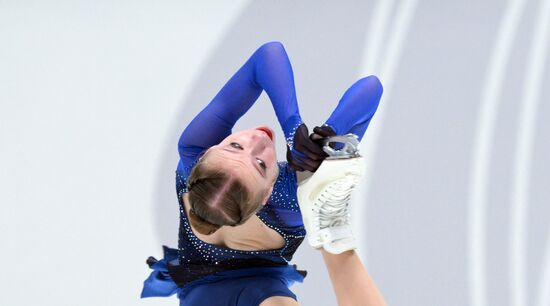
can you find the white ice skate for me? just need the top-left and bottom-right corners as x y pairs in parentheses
(297, 133), (365, 254)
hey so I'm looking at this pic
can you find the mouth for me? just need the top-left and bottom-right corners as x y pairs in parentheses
(256, 127), (274, 141)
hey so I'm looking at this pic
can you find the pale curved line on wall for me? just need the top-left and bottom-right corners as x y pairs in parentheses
(354, 0), (419, 264)
(353, 0), (395, 262)
(467, 0), (527, 305)
(513, 0), (550, 304)
(361, 0), (395, 74)
(517, 1), (550, 305)
(538, 230), (550, 306)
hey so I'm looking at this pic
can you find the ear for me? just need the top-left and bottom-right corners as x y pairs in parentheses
(261, 185), (274, 205)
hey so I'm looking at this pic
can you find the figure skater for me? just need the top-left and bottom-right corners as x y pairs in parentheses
(141, 41), (385, 305)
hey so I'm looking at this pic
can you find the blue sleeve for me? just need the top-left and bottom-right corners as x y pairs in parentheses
(324, 75), (383, 142)
(177, 41), (303, 171)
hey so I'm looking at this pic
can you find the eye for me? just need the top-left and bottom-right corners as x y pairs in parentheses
(230, 142), (243, 149)
(257, 158), (267, 170)
(229, 142), (267, 172)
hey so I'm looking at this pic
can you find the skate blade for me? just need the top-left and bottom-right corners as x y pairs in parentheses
(321, 133), (361, 159)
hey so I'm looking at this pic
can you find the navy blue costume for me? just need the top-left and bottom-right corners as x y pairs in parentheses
(141, 41), (383, 305)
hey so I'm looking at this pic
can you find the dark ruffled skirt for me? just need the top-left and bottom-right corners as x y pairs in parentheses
(141, 246), (306, 301)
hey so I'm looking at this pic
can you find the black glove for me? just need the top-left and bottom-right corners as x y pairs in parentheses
(286, 123), (328, 172)
(310, 124), (337, 148)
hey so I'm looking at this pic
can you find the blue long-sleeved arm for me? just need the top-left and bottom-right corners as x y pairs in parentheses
(177, 41), (303, 172)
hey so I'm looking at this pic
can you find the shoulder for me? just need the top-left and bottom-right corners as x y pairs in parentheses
(259, 296), (300, 306)
(177, 148), (207, 176)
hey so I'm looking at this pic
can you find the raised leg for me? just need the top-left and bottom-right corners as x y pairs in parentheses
(323, 75), (383, 142)
(321, 249), (387, 306)
(297, 76), (387, 305)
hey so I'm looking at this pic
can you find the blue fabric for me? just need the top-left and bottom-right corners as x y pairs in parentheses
(141, 246), (303, 305)
(324, 76), (383, 143)
(141, 246), (180, 298)
(142, 41), (383, 305)
(181, 274), (298, 306)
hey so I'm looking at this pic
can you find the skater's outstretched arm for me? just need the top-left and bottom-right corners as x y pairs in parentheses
(177, 41), (304, 169)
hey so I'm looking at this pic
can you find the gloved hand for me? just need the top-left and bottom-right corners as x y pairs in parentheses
(286, 123), (328, 172)
(309, 124), (337, 147)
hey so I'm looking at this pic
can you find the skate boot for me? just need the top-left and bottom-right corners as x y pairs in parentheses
(297, 133), (365, 254)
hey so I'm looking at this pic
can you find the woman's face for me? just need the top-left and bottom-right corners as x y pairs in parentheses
(199, 125), (279, 205)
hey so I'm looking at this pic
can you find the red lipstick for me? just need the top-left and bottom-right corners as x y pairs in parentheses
(256, 127), (273, 140)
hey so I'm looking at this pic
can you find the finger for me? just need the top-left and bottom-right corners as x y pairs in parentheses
(310, 132), (338, 150)
(316, 125), (336, 135)
(310, 133), (323, 141)
(310, 133), (329, 148)
(313, 126), (336, 137)
(312, 126), (327, 136)
(305, 136), (329, 154)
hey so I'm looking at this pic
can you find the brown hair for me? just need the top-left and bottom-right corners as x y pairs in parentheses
(185, 156), (267, 235)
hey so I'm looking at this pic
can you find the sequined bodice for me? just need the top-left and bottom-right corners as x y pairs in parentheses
(175, 159), (306, 268)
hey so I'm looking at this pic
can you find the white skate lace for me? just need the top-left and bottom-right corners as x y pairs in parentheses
(312, 176), (359, 230)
